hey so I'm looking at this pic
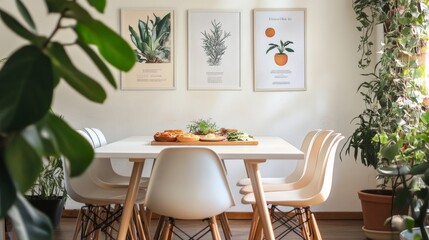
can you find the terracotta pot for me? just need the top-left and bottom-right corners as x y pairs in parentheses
(358, 189), (407, 232)
(274, 53), (288, 66)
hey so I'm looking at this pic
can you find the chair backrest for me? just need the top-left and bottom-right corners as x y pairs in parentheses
(286, 129), (322, 182)
(83, 128), (102, 148)
(318, 134), (344, 201)
(306, 133), (344, 204)
(145, 147), (235, 220)
(287, 130), (334, 185)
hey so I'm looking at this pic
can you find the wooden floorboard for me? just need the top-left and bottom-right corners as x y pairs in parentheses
(53, 217), (367, 239)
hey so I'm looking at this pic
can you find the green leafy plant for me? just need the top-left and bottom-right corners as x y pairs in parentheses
(129, 13), (171, 63)
(266, 40), (294, 55)
(26, 156), (66, 199)
(0, 0), (135, 239)
(187, 118), (218, 135)
(201, 20), (231, 66)
(345, 0), (429, 238)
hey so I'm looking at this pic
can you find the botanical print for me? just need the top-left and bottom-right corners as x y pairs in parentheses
(201, 20), (231, 66)
(128, 13), (171, 63)
(188, 10), (241, 90)
(121, 9), (175, 90)
(254, 9), (306, 91)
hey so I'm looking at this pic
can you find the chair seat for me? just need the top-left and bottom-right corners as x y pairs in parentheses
(242, 188), (324, 208)
(237, 177), (288, 186)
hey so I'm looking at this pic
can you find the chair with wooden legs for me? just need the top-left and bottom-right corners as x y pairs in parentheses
(82, 128), (150, 189)
(145, 147), (235, 240)
(237, 129), (332, 193)
(238, 129), (332, 239)
(69, 130), (149, 239)
(242, 133), (344, 240)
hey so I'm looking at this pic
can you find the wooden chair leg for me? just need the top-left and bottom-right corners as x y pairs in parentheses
(137, 205), (151, 240)
(154, 216), (166, 240)
(161, 218), (173, 240)
(248, 205), (260, 240)
(145, 207), (153, 225)
(218, 212), (232, 240)
(133, 205), (146, 240)
(73, 210), (83, 240)
(209, 216), (222, 240)
(253, 218), (264, 240)
(309, 211), (322, 240)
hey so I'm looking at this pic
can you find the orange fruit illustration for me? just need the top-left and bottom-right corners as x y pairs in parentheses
(274, 53), (288, 66)
(265, 28), (275, 38)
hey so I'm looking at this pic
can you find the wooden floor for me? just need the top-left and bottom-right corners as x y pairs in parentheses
(53, 217), (367, 239)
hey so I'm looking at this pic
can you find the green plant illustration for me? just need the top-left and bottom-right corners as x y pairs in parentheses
(129, 13), (171, 63)
(201, 20), (231, 66)
(266, 40), (294, 54)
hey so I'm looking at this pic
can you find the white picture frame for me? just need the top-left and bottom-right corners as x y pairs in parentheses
(254, 9), (306, 91)
(188, 10), (241, 90)
(120, 8), (175, 90)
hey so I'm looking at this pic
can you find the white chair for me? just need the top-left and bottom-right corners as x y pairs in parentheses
(145, 147), (235, 240)
(80, 128), (150, 189)
(63, 157), (148, 240)
(238, 129), (333, 194)
(242, 133), (344, 240)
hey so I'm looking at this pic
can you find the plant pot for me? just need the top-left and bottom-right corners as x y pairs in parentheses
(274, 53), (288, 66)
(359, 189), (407, 231)
(400, 227), (429, 240)
(27, 196), (65, 228)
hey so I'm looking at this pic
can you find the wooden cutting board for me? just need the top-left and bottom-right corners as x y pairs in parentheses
(150, 140), (258, 145)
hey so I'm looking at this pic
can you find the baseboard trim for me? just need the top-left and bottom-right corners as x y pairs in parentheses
(62, 209), (362, 220)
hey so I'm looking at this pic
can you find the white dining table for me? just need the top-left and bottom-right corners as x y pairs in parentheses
(95, 136), (304, 240)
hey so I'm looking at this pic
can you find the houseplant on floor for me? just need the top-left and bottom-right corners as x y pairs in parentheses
(344, 0), (429, 237)
(25, 155), (67, 228)
(0, 0), (135, 239)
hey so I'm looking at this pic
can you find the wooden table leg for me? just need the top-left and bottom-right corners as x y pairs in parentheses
(245, 160), (275, 240)
(117, 160), (145, 240)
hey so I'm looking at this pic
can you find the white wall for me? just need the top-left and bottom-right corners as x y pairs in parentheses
(0, 0), (378, 212)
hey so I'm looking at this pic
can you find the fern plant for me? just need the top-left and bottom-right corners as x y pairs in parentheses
(129, 13), (171, 63)
(201, 20), (231, 66)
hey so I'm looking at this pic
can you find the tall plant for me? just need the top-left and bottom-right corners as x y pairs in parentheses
(347, 0), (429, 238)
(344, 0), (429, 172)
(0, 0), (135, 239)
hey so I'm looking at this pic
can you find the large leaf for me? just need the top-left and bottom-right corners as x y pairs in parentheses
(0, 9), (37, 43)
(46, 42), (106, 103)
(0, 45), (53, 132)
(155, 13), (171, 40)
(5, 131), (43, 193)
(76, 39), (116, 88)
(87, 0), (106, 13)
(76, 20), (136, 71)
(8, 194), (53, 240)
(45, 113), (93, 177)
(15, 0), (36, 31)
(0, 159), (16, 219)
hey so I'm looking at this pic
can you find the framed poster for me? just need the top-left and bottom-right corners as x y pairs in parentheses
(188, 10), (241, 90)
(254, 9), (306, 91)
(121, 8), (175, 90)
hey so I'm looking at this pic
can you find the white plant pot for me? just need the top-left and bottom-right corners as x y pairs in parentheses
(400, 227), (429, 240)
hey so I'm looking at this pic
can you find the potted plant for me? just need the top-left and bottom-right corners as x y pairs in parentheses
(344, 0), (429, 236)
(0, 1), (135, 239)
(266, 40), (294, 66)
(187, 118), (219, 135)
(25, 156), (66, 228)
